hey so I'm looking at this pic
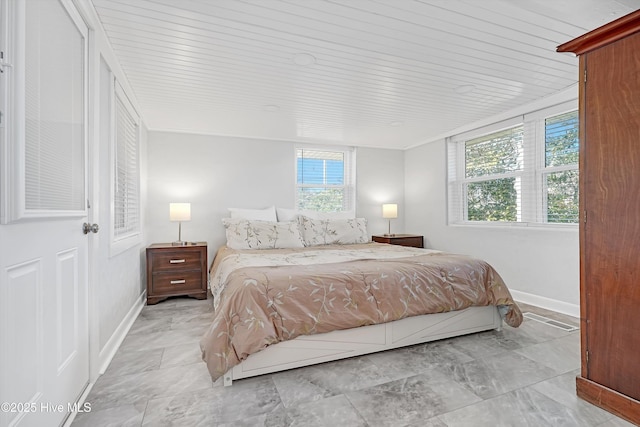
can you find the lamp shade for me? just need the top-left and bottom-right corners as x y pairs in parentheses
(169, 203), (191, 222)
(382, 204), (398, 219)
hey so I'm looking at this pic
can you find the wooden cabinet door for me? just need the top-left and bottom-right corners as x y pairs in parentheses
(582, 31), (640, 401)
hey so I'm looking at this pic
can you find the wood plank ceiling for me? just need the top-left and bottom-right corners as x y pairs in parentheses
(92, 0), (639, 149)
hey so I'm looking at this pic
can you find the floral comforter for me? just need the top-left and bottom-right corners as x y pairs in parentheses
(200, 243), (523, 381)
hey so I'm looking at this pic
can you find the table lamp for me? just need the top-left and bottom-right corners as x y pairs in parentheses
(170, 202), (191, 245)
(382, 203), (397, 236)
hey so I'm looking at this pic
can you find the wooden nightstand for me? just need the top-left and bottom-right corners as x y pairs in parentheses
(146, 242), (208, 305)
(372, 234), (424, 248)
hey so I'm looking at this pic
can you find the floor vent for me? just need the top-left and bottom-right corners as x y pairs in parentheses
(522, 312), (579, 332)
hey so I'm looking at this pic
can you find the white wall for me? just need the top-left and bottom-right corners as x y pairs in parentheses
(77, 0), (148, 376)
(404, 139), (579, 317)
(356, 148), (405, 236)
(145, 132), (405, 262)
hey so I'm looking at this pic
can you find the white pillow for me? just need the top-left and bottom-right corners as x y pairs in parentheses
(222, 218), (304, 250)
(276, 207), (356, 221)
(276, 207), (299, 222)
(297, 215), (368, 246)
(228, 206), (277, 222)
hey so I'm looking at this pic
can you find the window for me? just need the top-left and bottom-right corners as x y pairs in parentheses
(448, 102), (578, 225)
(295, 147), (355, 212)
(543, 111), (579, 223)
(464, 126), (524, 222)
(113, 83), (140, 239)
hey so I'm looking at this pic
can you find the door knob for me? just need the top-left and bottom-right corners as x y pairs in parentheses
(82, 223), (100, 234)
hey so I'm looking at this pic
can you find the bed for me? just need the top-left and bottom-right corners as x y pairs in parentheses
(200, 219), (523, 386)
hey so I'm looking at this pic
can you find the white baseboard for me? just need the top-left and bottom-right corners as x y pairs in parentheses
(509, 289), (580, 319)
(63, 381), (95, 427)
(97, 290), (146, 374)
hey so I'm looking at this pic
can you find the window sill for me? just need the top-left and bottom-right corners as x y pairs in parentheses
(448, 221), (578, 231)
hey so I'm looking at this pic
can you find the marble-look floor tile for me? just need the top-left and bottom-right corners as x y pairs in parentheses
(445, 329), (524, 360)
(160, 343), (203, 368)
(87, 361), (212, 412)
(139, 299), (212, 320)
(443, 351), (559, 399)
(530, 370), (615, 426)
(170, 311), (215, 332)
(118, 326), (206, 353)
(498, 317), (574, 346)
(216, 410), (292, 427)
(271, 356), (392, 408)
(365, 339), (474, 381)
(142, 375), (282, 426)
(439, 386), (603, 427)
(172, 296), (213, 309)
(102, 348), (163, 378)
(72, 403), (145, 427)
(515, 333), (580, 374)
(598, 417), (638, 426)
(72, 297), (635, 427)
(284, 394), (367, 427)
(136, 303), (179, 319)
(346, 369), (482, 427)
(127, 316), (173, 336)
(403, 417), (449, 427)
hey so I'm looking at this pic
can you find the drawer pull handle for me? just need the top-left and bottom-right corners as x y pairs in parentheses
(170, 279), (186, 285)
(169, 259), (186, 264)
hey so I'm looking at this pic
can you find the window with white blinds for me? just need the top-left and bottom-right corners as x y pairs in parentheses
(24, 0), (86, 213)
(113, 84), (140, 238)
(295, 147), (355, 212)
(463, 126), (524, 222)
(543, 111), (579, 223)
(448, 102), (578, 226)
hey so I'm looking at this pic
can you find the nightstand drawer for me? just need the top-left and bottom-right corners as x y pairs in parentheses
(151, 270), (203, 294)
(151, 250), (203, 272)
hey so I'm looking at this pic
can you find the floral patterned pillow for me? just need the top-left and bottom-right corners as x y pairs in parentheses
(298, 216), (369, 246)
(222, 218), (304, 249)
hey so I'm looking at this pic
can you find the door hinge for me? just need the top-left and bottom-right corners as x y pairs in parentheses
(584, 68), (587, 83)
(586, 349), (589, 364)
(583, 210), (587, 223)
(0, 51), (13, 74)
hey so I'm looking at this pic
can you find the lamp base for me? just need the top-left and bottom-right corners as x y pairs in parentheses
(172, 241), (189, 246)
(383, 233), (396, 237)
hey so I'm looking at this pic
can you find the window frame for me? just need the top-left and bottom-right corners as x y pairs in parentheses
(448, 100), (578, 228)
(109, 80), (141, 254)
(532, 106), (580, 225)
(294, 145), (356, 213)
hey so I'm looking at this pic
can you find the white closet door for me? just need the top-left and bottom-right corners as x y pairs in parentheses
(0, 1), (91, 426)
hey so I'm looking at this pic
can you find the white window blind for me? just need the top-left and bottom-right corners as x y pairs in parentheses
(542, 110), (579, 223)
(24, 0), (85, 212)
(113, 85), (140, 238)
(295, 147), (355, 212)
(448, 103), (578, 226)
(464, 126), (525, 222)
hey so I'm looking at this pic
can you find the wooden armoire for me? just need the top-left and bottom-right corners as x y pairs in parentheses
(557, 10), (640, 425)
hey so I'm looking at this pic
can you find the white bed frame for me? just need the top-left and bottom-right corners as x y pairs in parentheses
(223, 305), (501, 386)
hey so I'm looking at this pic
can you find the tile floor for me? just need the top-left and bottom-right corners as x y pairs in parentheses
(72, 298), (635, 427)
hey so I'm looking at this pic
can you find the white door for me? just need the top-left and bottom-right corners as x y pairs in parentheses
(0, 1), (91, 426)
